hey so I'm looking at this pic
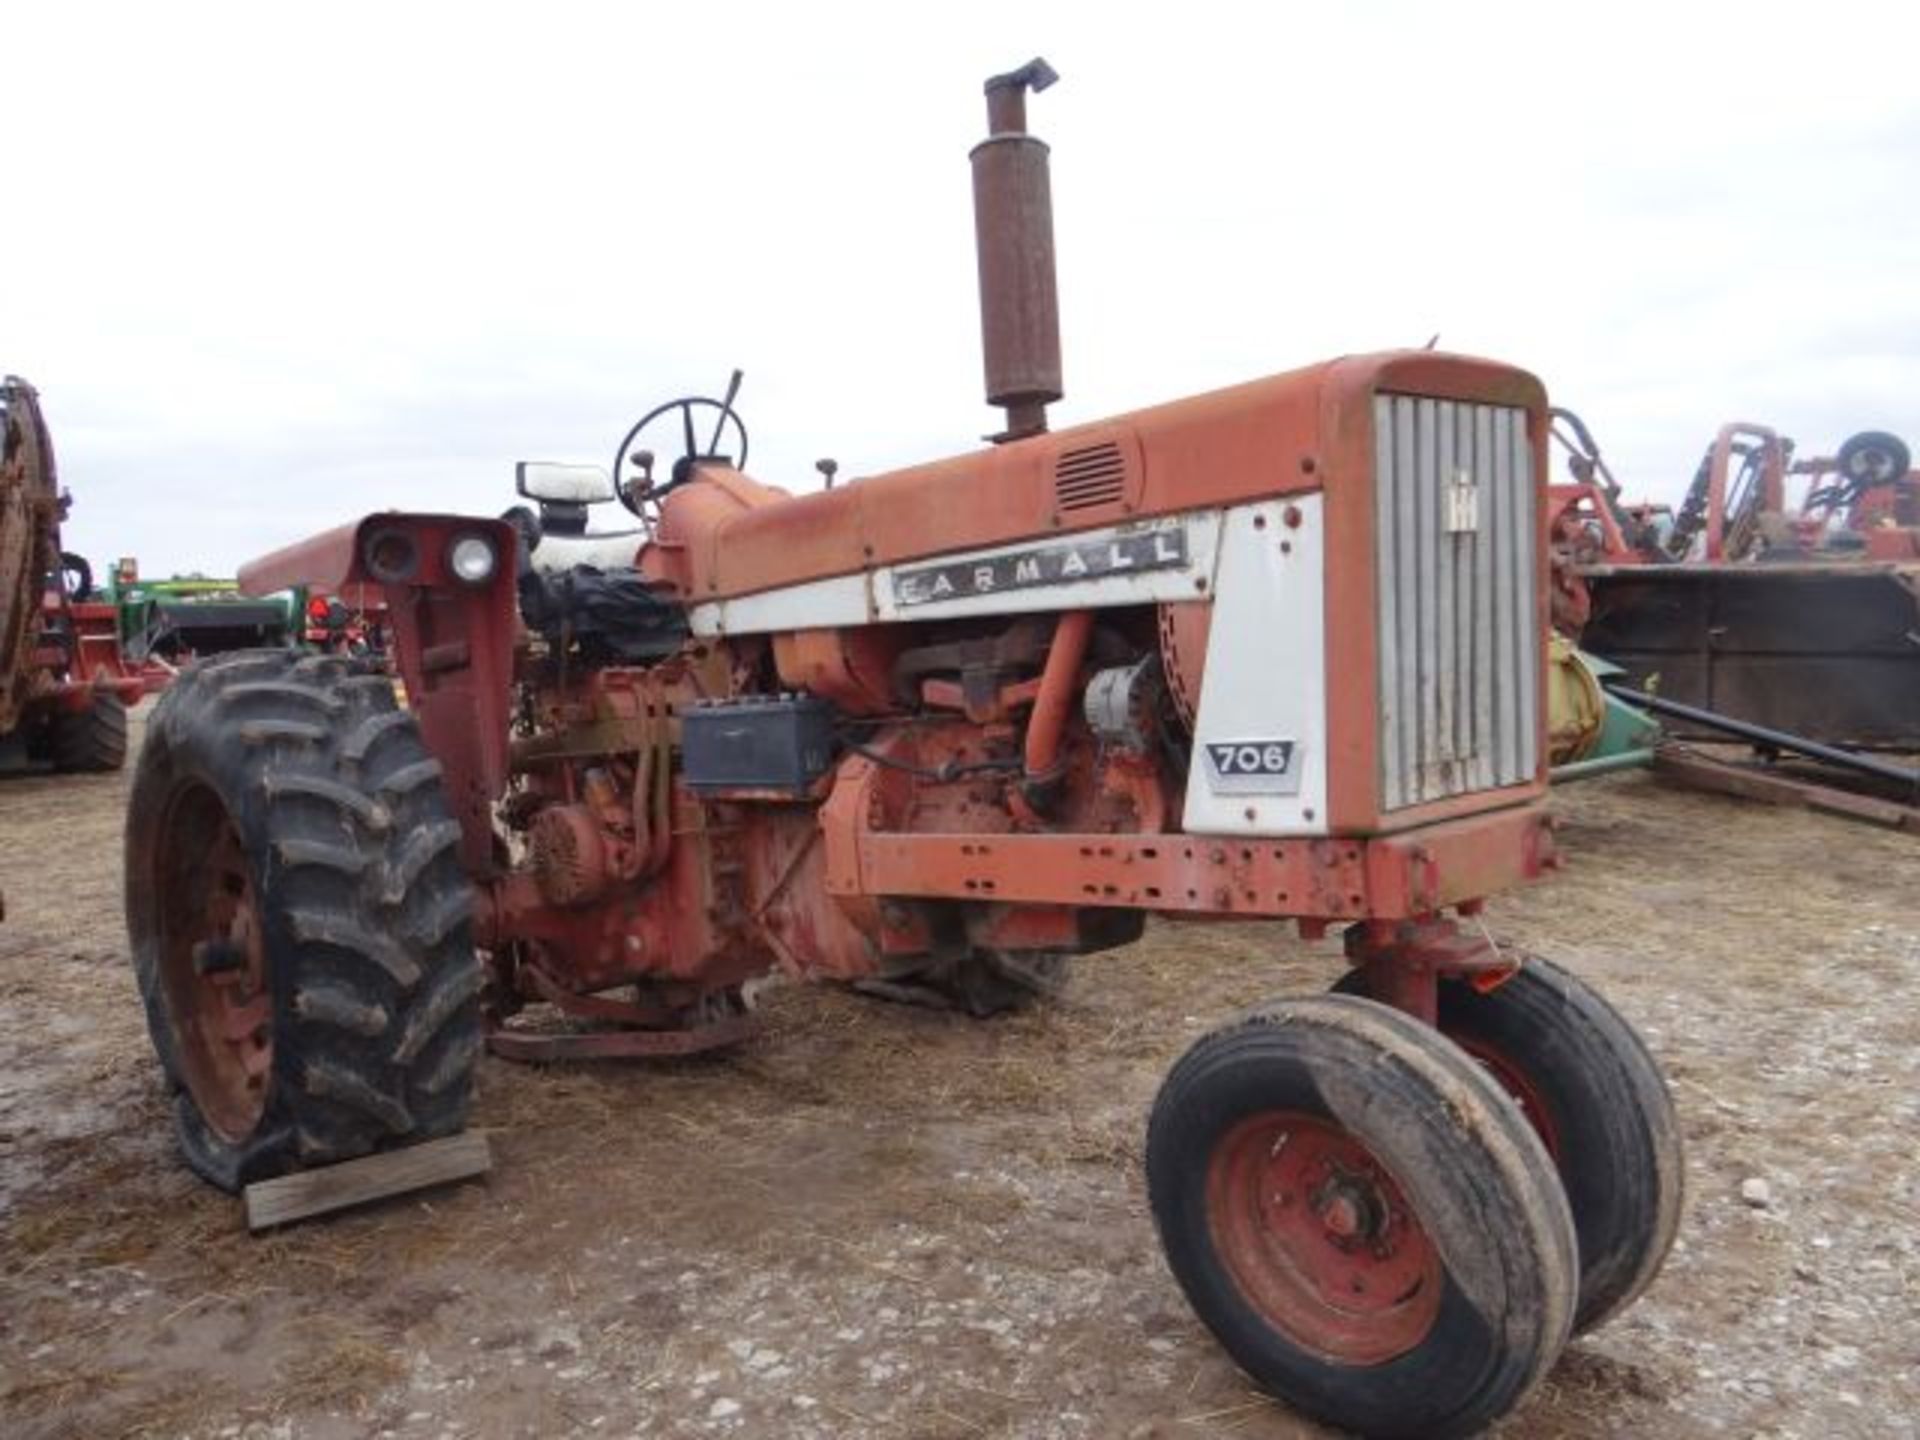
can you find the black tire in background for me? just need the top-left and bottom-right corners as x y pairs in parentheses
(853, 948), (1072, 1017)
(1335, 955), (1684, 1334)
(50, 690), (128, 773)
(1147, 994), (1577, 1440)
(1836, 429), (1912, 492)
(125, 649), (482, 1190)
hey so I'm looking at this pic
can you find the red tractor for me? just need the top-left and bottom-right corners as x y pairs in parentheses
(124, 64), (1680, 1438)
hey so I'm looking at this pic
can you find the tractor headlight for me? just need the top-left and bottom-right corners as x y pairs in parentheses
(448, 533), (498, 585)
(363, 527), (420, 583)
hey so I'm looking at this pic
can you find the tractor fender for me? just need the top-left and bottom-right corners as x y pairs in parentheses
(238, 513), (518, 597)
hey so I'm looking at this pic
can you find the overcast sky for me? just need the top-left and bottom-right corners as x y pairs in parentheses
(12, 1), (1918, 577)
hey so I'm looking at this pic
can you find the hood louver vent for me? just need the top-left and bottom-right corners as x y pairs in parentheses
(1054, 441), (1127, 513)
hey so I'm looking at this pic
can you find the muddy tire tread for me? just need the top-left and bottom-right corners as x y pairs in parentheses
(125, 649), (481, 1191)
(858, 950), (1071, 1017)
(50, 690), (128, 772)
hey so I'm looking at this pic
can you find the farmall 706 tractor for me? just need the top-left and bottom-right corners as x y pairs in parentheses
(125, 63), (1681, 1438)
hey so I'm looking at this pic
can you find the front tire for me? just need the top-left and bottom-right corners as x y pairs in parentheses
(1147, 995), (1577, 1440)
(125, 650), (482, 1190)
(1336, 955), (1683, 1333)
(50, 690), (128, 772)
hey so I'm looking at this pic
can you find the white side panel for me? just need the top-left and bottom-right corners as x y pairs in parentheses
(687, 572), (871, 637)
(1182, 496), (1329, 837)
(687, 511), (1224, 636)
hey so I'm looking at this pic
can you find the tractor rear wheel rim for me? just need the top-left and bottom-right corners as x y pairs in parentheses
(1205, 1111), (1442, 1365)
(157, 782), (272, 1142)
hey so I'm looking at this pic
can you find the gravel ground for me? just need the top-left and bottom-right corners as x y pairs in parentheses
(2, 707), (1916, 1439)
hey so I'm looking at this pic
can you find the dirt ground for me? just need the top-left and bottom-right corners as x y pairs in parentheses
(2, 707), (1916, 1440)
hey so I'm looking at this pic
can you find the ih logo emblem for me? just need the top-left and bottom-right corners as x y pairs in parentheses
(1445, 469), (1480, 534)
(1203, 739), (1303, 796)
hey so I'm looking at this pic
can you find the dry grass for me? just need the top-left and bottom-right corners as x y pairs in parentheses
(5, 717), (1919, 1438)
(270, 1322), (409, 1417)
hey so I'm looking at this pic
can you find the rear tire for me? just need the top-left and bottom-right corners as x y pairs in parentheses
(1335, 955), (1683, 1333)
(50, 691), (128, 772)
(855, 950), (1070, 1017)
(125, 650), (482, 1190)
(1147, 994), (1576, 1440)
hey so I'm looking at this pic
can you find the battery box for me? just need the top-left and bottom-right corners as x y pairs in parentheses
(680, 694), (836, 796)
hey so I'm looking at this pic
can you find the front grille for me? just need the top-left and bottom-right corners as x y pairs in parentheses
(1373, 394), (1538, 810)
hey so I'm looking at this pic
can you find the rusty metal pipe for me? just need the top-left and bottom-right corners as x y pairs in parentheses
(1550, 749), (1655, 783)
(972, 58), (1062, 443)
(629, 733), (673, 879)
(631, 740), (656, 874)
(1024, 609), (1094, 781)
(1704, 422), (1780, 560)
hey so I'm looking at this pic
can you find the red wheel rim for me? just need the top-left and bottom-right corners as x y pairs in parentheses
(1206, 1111), (1443, 1364)
(155, 782), (273, 1142)
(1453, 1036), (1562, 1161)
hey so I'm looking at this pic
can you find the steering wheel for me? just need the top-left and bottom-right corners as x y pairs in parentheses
(613, 370), (749, 521)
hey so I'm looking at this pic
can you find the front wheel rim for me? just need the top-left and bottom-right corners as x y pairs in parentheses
(154, 781), (273, 1141)
(1205, 1110), (1443, 1365)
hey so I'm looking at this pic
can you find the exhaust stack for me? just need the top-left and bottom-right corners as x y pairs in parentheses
(972, 59), (1062, 443)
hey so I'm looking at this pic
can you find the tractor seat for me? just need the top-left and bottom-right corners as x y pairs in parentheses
(526, 527), (648, 577)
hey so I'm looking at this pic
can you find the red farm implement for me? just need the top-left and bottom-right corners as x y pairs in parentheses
(1551, 408), (1919, 748)
(1, 377), (142, 779)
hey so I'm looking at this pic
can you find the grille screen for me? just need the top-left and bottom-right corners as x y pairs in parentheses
(1373, 394), (1539, 810)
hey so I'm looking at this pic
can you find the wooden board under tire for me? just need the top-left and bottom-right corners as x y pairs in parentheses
(243, 1132), (492, 1232)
